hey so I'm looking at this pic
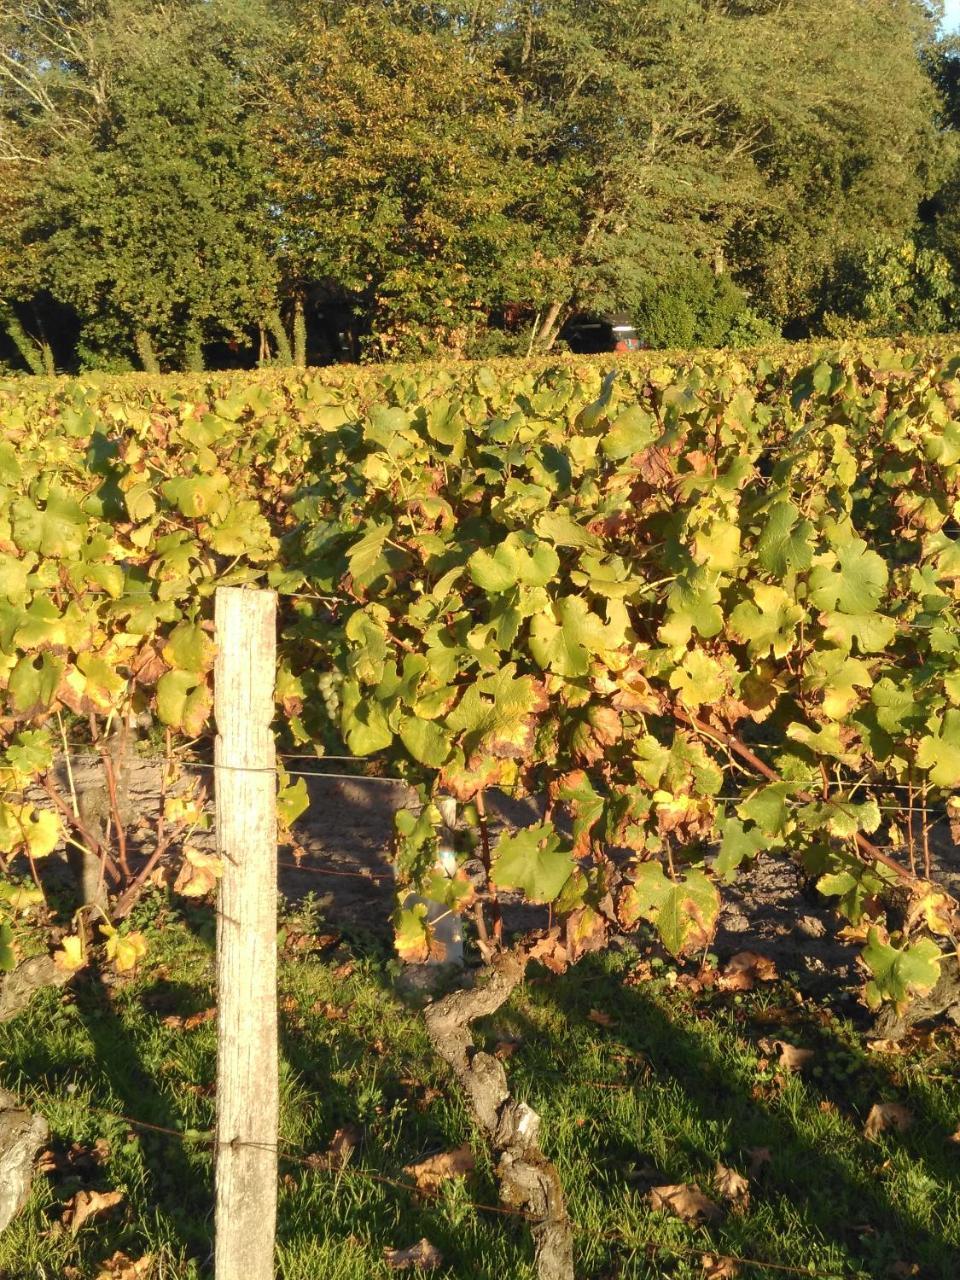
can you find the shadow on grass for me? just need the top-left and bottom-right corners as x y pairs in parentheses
(513, 954), (959, 1280)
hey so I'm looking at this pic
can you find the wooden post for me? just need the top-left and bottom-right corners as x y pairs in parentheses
(214, 587), (278, 1280)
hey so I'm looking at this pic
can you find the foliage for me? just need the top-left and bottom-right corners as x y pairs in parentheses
(819, 240), (957, 338)
(0, 343), (958, 1013)
(633, 266), (753, 349)
(0, 0), (955, 362)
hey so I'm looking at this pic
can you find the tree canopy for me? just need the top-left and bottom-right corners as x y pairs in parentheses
(0, 0), (957, 368)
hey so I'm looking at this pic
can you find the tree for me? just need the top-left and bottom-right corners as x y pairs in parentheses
(264, 5), (546, 358)
(0, 0), (283, 370)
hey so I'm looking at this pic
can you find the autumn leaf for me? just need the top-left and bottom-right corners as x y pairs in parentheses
(53, 933), (86, 972)
(717, 951), (777, 992)
(863, 1102), (913, 1140)
(771, 1040), (815, 1072)
(587, 1008), (615, 1028)
(714, 1162), (750, 1212)
(305, 1124), (362, 1172)
(701, 1255), (739, 1279)
(95, 1252), (155, 1280)
(173, 847), (222, 898)
(62, 1188), (124, 1234)
(384, 1239), (444, 1271)
(648, 1183), (722, 1223)
(403, 1143), (474, 1194)
(100, 923), (148, 973)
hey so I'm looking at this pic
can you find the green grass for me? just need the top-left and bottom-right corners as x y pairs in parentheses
(1, 895), (958, 1280)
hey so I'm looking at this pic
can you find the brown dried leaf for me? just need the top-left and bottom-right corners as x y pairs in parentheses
(305, 1124), (362, 1173)
(714, 1162), (750, 1212)
(864, 1103), (913, 1141)
(173, 848), (222, 899)
(95, 1252), (155, 1280)
(526, 928), (568, 974)
(587, 1008), (615, 1028)
(717, 952), (778, 992)
(948, 1124), (960, 1145)
(403, 1143), (474, 1194)
(701, 1255), (740, 1279)
(747, 1147), (772, 1178)
(384, 1238), (444, 1271)
(648, 1183), (722, 1223)
(311, 1000), (349, 1021)
(494, 1039), (521, 1060)
(772, 1040), (815, 1072)
(62, 1188), (124, 1235)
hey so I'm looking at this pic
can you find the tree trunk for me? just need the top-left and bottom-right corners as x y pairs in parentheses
(0, 1089), (47, 1234)
(134, 329), (160, 374)
(532, 301), (566, 352)
(423, 950), (574, 1280)
(0, 956), (70, 1025)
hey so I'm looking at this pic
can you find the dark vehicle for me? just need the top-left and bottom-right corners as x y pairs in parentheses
(560, 312), (643, 354)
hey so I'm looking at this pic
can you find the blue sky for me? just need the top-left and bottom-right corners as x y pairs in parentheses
(945, 0), (960, 32)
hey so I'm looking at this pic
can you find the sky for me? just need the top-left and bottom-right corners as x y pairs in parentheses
(945, 0), (960, 32)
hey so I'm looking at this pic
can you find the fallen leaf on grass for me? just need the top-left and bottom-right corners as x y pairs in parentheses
(948, 1124), (960, 1145)
(769, 1040), (815, 1072)
(747, 1147), (772, 1178)
(95, 1252), (154, 1279)
(714, 1162), (750, 1212)
(864, 1103), (913, 1140)
(310, 1000), (350, 1021)
(384, 1238), (444, 1271)
(701, 1255), (739, 1278)
(38, 1138), (110, 1177)
(648, 1183), (721, 1223)
(62, 1188), (124, 1234)
(333, 959), (356, 979)
(162, 1008), (215, 1032)
(717, 951), (777, 992)
(494, 1039), (522, 1059)
(403, 1143), (474, 1194)
(587, 1009), (615, 1027)
(304, 1124), (362, 1172)
(888, 1263), (920, 1278)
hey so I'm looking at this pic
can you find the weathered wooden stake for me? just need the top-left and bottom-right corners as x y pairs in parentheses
(214, 587), (278, 1280)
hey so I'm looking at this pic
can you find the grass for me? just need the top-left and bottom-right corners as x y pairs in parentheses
(1, 892), (958, 1280)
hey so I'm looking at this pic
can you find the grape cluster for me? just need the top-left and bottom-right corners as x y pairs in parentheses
(316, 670), (343, 727)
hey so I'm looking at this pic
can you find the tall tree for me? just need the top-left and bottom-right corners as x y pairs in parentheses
(265, 4), (547, 358)
(0, 0), (283, 370)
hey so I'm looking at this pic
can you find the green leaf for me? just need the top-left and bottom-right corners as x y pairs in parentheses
(862, 929), (942, 1011)
(916, 709), (960, 787)
(529, 596), (610, 676)
(756, 501), (814, 576)
(601, 406), (656, 459)
(534, 510), (601, 550)
(620, 863), (720, 957)
(399, 716), (452, 767)
(659, 571), (723, 647)
(156, 670), (211, 736)
(808, 541), (888, 614)
(737, 783), (795, 838)
(0, 921), (14, 973)
(12, 488), (86, 558)
(715, 817), (766, 880)
(491, 821), (574, 903)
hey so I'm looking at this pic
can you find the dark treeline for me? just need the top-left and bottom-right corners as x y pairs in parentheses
(1, 0), (959, 372)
